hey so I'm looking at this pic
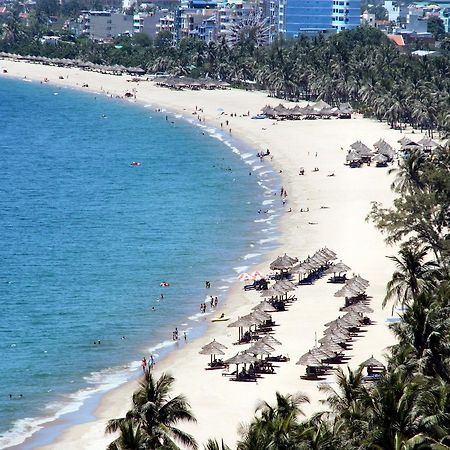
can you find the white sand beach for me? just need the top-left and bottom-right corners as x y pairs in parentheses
(1, 59), (416, 449)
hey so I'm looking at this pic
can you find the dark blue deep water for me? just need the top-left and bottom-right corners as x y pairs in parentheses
(0, 77), (279, 448)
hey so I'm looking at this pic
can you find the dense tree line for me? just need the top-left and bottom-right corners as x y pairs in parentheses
(1, 26), (450, 137)
(105, 142), (450, 449)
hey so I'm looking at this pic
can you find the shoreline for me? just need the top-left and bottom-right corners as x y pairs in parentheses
(1, 59), (416, 449)
(1, 65), (284, 450)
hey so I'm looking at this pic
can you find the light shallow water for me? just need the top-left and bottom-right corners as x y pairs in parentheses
(0, 78), (280, 448)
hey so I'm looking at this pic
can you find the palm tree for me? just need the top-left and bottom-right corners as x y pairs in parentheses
(384, 246), (436, 310)
(237, 392), (309, 450)
(106, 371), (197, 450)
(203, 439), (231, 450)
(107, 419), (146, 450)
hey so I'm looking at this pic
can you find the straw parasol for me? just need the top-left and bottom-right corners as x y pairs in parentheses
(260, 286), (285, 298)
(252, 310), (272, 322)
(417, 137), (438, 149)
(334, 285), (361, 298)
(296, 352), (323, 366)
(252, 301), (277, 313)
(261, 335), (281, 346)
(270, 253), (298, 271)
(273, 280), (296, 292)
(360, 355), (385, 368)
(372, 154), (388, 164)
(346, 151), (362, 163)
(310, 347), (332, 360)
(291, 263), (310, 275)
(201, 339), (228, 351)
(320, 341), (344, 353)
(225, 352), (258, 365)
(342, 303), (374, 314)
(318, 334), (346, 344)
(199, 345), (225, 365)
(326, 262), (351, 274)
(247, 341), (275, 356)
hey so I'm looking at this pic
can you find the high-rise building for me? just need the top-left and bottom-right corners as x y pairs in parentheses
(279, 0), (360, 36)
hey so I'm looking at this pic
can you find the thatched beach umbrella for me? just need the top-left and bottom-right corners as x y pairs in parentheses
(199, 345), (225, 365)
(201, 339), (228, 351)
(372, 154), (388, 165)
(252, 309), (272, 323)
(228, 315), (257, 341)
(252, 301), (277, 313)
(334, 285), (361, 298)
(261, 335), (282, 346)
(273, 280), (296, 292)
(418, 137), (438, 149)
(327, 262), (351, 275)
(270, 253), (298, 271)
(346, 151), (362, 163)
(247, 341), (275, 357)
(342, 303), (373, 314)
(320, 341), (344, 353)
(360, 355), (385, 368)
(309, 347), (332, 361)
(224, 352), (258, 377)
(296, 352), (323, 366)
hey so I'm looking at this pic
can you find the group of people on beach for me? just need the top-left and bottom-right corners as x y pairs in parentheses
(141, 355), (155, 372)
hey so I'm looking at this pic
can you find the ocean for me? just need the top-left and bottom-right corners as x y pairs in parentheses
(0, 77), (280, 448)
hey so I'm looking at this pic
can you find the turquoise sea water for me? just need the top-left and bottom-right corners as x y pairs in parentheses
(0, 77), (280, 448)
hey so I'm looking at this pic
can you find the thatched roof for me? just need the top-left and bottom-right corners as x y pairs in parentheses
(262, 105), (276, 116)
(311, 100), (331, 111)
(338, 102), (353, 114)
(398, 137), (412, 145)
(261, 335), (282, 346)
(252, 301), (277, 313)
(360, 355), (385, 368)
(270, 253), (298, 270)
(417, 137), (438, 148)
(247, 341), (275, 355)
(199, 346), (225, 356)
(350, 141), (373, 157)
(334, 285), (361, 298)
(296, 352), (323, 366)
(225, 352), (258, 365)
(201, 339), (228, 351)
(372, 154), (388, 164)
(327, 262), (351, 274)
(346, 151), (362, 163)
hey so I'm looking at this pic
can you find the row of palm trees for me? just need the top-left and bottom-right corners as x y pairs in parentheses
(1, 25), (450, 137)
(106, 143), (450, 449)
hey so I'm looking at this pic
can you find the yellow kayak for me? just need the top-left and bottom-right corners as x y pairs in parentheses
(212, 316), (230, 322)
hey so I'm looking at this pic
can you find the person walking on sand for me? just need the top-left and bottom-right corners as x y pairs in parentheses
(141, 357), (147, 372)
(183, 332), (187, 341)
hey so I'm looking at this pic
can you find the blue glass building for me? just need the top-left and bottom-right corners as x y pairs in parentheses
(280, 0), (360, 36)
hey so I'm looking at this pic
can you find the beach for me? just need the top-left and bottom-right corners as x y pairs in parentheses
(1, 59), (413, 449)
